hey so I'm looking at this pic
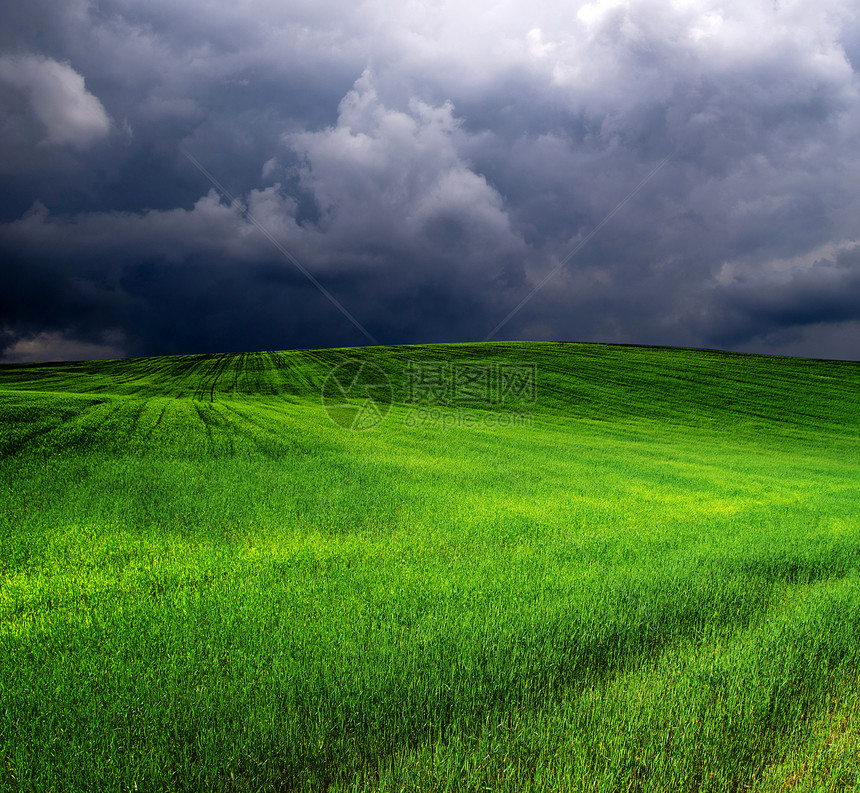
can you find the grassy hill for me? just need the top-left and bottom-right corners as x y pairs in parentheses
(1, 342), (859, 791)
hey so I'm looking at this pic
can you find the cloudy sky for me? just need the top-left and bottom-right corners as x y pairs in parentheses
(1, 0), (859, 362)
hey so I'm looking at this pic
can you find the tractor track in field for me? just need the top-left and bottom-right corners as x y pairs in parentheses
(230, 352), (246, 394)
(193, 402), (215, 446)
(1, 422), (68, 458)
(192, 357), (214, 403)
(219, 400), (310, 455)
(144, 402), (171, 443)
(193, 353), (233, 404)
(124, 400), (146, 441)
(193, 401), (237, 455)
(208, 354), (230, 403)
(0, 399), (110, 457)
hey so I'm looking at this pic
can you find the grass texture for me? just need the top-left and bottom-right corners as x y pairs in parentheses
(1, 341), (859, 791)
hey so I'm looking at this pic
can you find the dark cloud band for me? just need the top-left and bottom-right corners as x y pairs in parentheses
(2, 0), (859, 361)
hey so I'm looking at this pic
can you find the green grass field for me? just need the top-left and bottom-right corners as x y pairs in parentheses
(1, 341), (859, 792)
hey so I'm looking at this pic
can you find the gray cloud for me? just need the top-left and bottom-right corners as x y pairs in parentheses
(1, 0), (860, 361)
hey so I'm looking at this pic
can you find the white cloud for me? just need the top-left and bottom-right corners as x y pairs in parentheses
(283, 71), (524, 263)
(0, 54), (111, 147)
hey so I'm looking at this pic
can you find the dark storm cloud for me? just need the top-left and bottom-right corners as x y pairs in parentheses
(1, 0), (859, 361)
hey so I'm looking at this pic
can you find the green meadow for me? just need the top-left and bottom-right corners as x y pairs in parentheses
(1, 341), (859, 791)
